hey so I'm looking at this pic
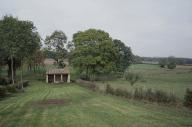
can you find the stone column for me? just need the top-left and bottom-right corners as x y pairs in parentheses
(54, 74), (56, 83)
(46, 75), (48, 83)
(67, 74), (70, 83)
(61, 74), (63, 82)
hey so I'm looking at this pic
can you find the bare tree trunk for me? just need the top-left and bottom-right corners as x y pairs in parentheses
(28, 63), (32, 71)
(20, 60), (24, 91)
(11, 55), (15, 85)
(8, 59), (16, 79)
(86, 66), (88, 80)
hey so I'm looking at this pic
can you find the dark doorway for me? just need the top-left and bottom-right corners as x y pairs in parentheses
(48, 75), (54, 83)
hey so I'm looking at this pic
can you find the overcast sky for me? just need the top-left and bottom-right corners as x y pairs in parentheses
(0, 0), (192, 58)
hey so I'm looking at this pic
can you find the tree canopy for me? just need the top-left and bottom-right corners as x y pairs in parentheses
(0, 15), (41, 84)
(113, 39), (133, 72)
(70, 28), (132, 79)
(45, 30), (68, 62)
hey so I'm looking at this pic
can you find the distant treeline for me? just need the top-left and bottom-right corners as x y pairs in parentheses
(133, 55), (192, 65)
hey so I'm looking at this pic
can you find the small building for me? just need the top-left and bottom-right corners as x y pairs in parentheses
(44, 58), (56, 65)
(46, 68), (70, 83)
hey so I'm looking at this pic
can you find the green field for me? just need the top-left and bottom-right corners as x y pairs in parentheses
(0, 80), (192, 127)
(1, 64), (192, 127)
(97, 64), (192, 100)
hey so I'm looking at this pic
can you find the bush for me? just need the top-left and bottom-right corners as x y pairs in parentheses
(0, 86), (7, 98)
(184, 88), (192, 109)
(144, 88), (155, 101)
(114, 88), (123, 96)
(159, 59), (167, 68)
(106, 85), (132, 98)
(76, 79), (98, 91)
(134, 88), (144, 100)
(6, 85), (17, 93)
(167, 57), (176, 69)
(16, 80), (30, 89)
(23, 80), (29, 87)
(167, 93), (177, 104)
(124, 72), (141, 86)
(154, 90), (169, 103)
(0, 77), (11, 85)
(106, 84), (114, 94)
(167, 63), (176, 69)
(105, 85), (177, 105)
(114, 88), (132, 98)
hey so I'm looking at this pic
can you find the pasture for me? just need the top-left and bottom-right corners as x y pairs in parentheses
(0, 81), (192, 127)
(97, 64), (192, 100)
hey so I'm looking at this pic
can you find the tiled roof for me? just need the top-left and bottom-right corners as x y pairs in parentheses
(46, 67), (69, 74)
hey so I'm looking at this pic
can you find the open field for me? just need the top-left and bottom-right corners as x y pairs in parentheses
(0, 81), (192, 127)
(97, 64), (192, 100)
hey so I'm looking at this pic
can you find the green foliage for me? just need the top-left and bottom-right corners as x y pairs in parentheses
(113, 39), (133, 72)
(71, 29), (119, 79)
(0, 15), (41, 58)
(106, 84), (114, 94)
(134, 88), (144, 99)
(17, 80), (30, 89)
(124, 71), (141, 86)
(6, 85), (17, 93)
(145, 88), (155, 101)
(159, 58), (167, 68)
(184, 88), (192, 108)
(45, 30), (68, 62)
(58, 60), (66, 68)
(105, 85), (177, 104)
(0, 86), (6, 98)
(0, 77), (11, 85)
(167, 57), (176, 69)
(0, 15), (41, 85)
(76, 79), (98, 91)
(154, 90), (169, 103)
(133, 55), (143, 64)
(42, 48), (57, 59)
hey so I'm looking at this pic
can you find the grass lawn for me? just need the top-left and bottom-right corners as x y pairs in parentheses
(0, 81), (192, 127)
(97, 64), (192, 100)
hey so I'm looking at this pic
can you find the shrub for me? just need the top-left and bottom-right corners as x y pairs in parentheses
(106, 84), (114, 94)
(159, 59), (167, 68)
(0, 86), (6, 98)
(184, 88), (192, 108)
(134, 88), (144, 100)
(154, 90), (169, 103)
(16, 80), (30, 89)
(114, 88), (132, 98)
(76, 79), (98, 91)
(6, 85), (17, 93)
(167, 57), (176, 69)
(167, 93), (177, 104)
(124, 72), (141, 86)
(23, 80), (29, 87)
(145, 88), (155, 101)
(114, 88), (123, 96)
(105, 85), (177, 105)
(0, 77), (11, 85)
(106, 84), (132, 98)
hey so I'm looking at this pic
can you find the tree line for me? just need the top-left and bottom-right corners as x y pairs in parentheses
(0, 15), (133, 84)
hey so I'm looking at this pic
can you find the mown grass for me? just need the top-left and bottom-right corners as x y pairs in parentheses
(0, 81), (192, 127)
(97, 64), (192, 100)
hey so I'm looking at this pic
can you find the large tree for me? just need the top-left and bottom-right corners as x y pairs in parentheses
(45, 30), (68, 62)
(113, 39), (133, 72)
(0, 15), (41, 85)
(71, 29), (119, 79)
